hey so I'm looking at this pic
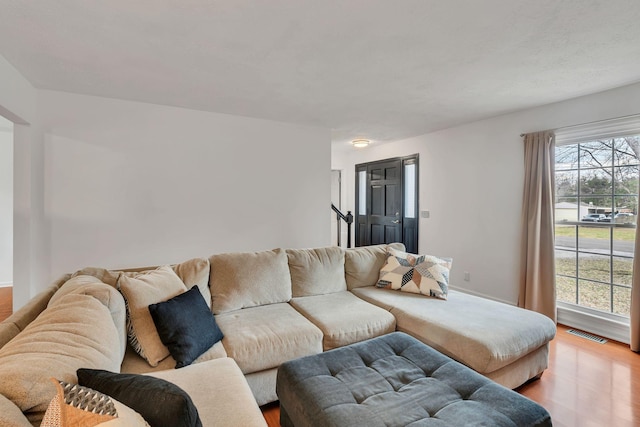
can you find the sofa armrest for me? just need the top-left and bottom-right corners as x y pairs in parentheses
(0, 394), (32, 427)
(0, 276), (70, 349)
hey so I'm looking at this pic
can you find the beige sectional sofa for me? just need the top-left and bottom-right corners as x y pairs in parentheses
(0, 243), (556, 426)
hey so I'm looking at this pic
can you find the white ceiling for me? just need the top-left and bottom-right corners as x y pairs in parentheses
(2, 1), (640, 147)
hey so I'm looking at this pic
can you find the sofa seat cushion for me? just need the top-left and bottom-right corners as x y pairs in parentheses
(352, 287), (556, 374)
(290, 291), (396, 350)
(215, 303), (323, 374)
(287, 247), (347, 297)
(147, 357), (267, 427)
(120, 341), (227, 374)
(0, 293), (123, 423)
(209, 249), (292, 314)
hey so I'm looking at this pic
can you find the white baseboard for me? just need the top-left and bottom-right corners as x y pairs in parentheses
(557, 305), (630, 344)
(0, 282), (12, 288)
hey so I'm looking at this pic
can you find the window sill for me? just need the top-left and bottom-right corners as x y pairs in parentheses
(557, 302), (630, 344)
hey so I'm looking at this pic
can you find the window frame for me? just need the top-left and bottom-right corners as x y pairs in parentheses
(553, 114), (640, 342)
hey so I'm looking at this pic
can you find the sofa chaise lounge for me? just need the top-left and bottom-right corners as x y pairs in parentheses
(0, 243), (556, 426)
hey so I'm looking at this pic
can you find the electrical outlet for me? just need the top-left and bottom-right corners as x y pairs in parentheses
(464, 271), (470, 282)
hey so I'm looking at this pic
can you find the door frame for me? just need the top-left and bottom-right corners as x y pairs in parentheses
(355, 154), (419, 252)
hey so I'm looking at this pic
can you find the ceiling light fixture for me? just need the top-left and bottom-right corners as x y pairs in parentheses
(351, 139), (370, 148)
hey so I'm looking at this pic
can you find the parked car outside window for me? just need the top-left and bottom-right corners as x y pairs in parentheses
(581, 213), (607, 222)
(599, 213), (635, 223)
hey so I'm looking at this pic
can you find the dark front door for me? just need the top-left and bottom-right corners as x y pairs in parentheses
(356, 155), (418, 252)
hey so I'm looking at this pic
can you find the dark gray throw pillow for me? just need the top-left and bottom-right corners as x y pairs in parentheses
(77, 368), (202, 427)
(149, 285), (224, 368)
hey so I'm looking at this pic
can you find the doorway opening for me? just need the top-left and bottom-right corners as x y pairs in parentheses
(355, 154), (418, 253)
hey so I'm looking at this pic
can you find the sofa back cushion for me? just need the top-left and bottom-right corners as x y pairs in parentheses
(209, 248), (292, 314)
(344, 243), (405, 290)
(0, 293), (122, 424)
(72, 257), (212, 309)
(287, 247), (347, 297)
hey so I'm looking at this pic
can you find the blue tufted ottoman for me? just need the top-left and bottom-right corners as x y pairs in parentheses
(276, 332), (551, 426)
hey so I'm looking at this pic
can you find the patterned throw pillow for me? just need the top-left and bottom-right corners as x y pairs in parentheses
(41, 379), (148, 427)
(377, 248), (452, 300)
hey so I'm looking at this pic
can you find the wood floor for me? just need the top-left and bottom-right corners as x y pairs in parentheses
(1, 288), (638, 426)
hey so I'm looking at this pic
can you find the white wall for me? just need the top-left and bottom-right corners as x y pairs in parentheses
(0, 117), (13, 286)
(333, 81), (640, 305)
(39, 90), (330, 276)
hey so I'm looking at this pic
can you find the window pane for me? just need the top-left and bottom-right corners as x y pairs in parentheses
(580, 168), (612, 196)
(613, 166), (639, 195)
(613, 226), (635, 255)
(555, 224), (576, 248)
(579, 196), (611, 219)
(579, 140), (612, 169)
(556, 170), (578, 197)
(578, 225), (610, 252)
(578, 280), (611, 312)
(613, 137), (640, 166)
(556, 145), (579, 170)
(557, 276), (577, 304)
(555, 198), (582, 222)
(404, 163), (416, 219)
(555, 250), (576, 276)
(358, 170), (366, 215)
(613, 195), (637, 224)
(578, 253), (610, 281)
(612, 256), (633, 286)
(613, 285), (632, 316)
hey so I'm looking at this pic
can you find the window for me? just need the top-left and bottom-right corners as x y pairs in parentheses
(554, 135), (639, 318)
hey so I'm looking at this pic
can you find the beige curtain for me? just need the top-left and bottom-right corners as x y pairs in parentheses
(519, 131), (557, 322)
(631, 198), (640, 351)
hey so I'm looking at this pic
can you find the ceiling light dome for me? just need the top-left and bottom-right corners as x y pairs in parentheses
(351, 139), (370, 148)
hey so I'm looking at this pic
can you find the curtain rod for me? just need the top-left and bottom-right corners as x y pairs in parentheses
(520, 112), (640, 137)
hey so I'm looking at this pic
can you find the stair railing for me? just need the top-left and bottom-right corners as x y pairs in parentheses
(331, 204), (353, 248)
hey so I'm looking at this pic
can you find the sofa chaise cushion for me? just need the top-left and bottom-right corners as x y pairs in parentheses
(147, 357), (267, 427)
(0, 293), (123, 424)
(215, 303), (323, 374)
(287, 247), (347, 297)
(290, 291), (396, 350)
(209, 249), (292, 314)
(352, 287), (556, 377)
